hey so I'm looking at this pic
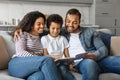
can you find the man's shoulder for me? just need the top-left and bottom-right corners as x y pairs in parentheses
(60, 27), (68, 35)
(80, 27), (96, 33)
(61, 27), (66, 32)
(80, 26), (94, 30)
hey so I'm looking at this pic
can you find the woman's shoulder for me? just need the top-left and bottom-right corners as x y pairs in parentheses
(20, 32), (29, 38)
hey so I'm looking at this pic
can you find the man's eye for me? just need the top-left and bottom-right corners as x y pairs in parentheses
(37, 24), (40, 26)
(66, 20), (70, 23)
(37, 23), (40, 25)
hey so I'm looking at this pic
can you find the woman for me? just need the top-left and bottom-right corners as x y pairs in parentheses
(8, 11), (62, 80)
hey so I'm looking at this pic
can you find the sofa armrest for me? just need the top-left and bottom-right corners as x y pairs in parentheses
(0, 31), (15, 58)
(110, 36), (120, 56)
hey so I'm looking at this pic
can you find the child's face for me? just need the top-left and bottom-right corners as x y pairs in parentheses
(32, 17), (45, 35)
(49, 22), (61, 38)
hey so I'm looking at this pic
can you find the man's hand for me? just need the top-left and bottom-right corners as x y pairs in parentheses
(85, 53), (96, 61)
(76, 53), (96, 61)
(14, 29), (22, 41)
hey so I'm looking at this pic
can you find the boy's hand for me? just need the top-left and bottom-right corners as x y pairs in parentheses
(51, 55), (62, 60)
(69, 64), (78, 72)
(14, 29), (22, 41)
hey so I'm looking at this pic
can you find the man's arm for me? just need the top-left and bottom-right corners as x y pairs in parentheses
(92, 29), (108, 61)
(76, 53), (96, 61)
(81, 28), (108, 61)
(14, 28), (22, 41)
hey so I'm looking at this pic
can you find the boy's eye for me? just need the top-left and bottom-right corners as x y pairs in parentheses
(73, 22), (77, 24)
(52, 27), (55, 29)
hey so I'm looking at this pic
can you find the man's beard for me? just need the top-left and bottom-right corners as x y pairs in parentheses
(67, 26), (74, 33)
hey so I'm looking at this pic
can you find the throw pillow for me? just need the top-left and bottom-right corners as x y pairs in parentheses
(110, 36), (120, 56)
(0, 35), (10, 70)
(99, 32), (112, 52)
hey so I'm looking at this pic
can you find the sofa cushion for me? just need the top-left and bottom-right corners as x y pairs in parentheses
(110, 36), (120, 56)
(0, 69), (24, 80)
(0, 36), (10, 70)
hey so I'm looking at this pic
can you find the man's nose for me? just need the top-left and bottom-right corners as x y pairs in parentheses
(69, 22), (73, 26)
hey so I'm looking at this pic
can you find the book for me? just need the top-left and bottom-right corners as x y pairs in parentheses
(55, 56), (82, 64)
(55, 53), (87, 65)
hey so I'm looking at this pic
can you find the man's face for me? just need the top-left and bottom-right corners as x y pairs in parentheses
(65, 14), (80, 33)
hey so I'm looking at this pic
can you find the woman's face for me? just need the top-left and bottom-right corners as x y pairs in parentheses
(31, 17), (45, 35)
(49, 22), (61, 38)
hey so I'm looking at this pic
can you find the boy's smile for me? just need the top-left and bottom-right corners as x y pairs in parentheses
(49, 22), (61, 38)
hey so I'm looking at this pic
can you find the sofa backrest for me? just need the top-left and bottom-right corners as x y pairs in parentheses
(0, 29), (113, 58)
(0, 29), (119, 57)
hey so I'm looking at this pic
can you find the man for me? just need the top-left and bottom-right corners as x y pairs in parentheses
(14, 8), (120, 80)
(60, 8), (120, 80)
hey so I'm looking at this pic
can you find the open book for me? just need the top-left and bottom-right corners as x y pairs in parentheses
(55, 53), (87, 65)
(55, 56), (82, 64)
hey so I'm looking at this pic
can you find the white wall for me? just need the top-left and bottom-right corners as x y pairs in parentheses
(0, 1), (95, 26)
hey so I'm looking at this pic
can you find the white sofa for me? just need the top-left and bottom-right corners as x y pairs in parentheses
(0, 30), (120, 80)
